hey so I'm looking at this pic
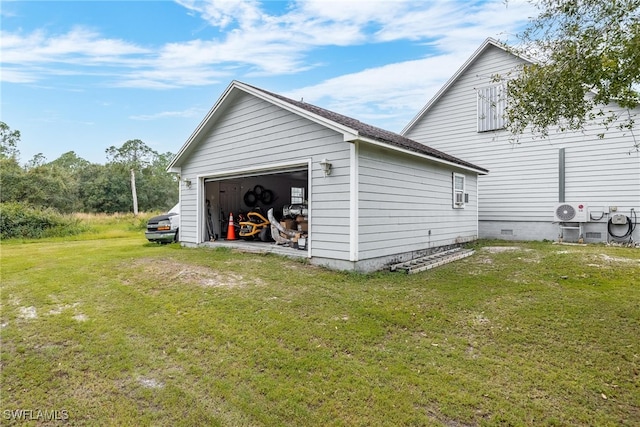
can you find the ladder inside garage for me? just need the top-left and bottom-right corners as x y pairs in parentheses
(390, 247), (475, 274)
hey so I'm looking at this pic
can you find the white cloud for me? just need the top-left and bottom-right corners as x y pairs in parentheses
(0, 27), (148, 64)
(1, 0), (535, 114)
(0, 67), (39, 83)
(129, 108), (205, 121)
(155, 37), (308, 75)
(176, 0), (265, 29)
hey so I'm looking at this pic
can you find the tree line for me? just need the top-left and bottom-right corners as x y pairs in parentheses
(0, 122), (178, 214)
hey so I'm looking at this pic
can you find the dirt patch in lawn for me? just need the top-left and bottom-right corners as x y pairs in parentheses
(128, 258), (263, 288)
(471, 246), (539, 268)
(18, 306), (37, 320)
(481, 246), (533, 254)
(585, 253), (640, 268)
(598, 254), (640, 264)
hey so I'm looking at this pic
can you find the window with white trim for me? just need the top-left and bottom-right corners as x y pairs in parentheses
(477, 84), (506, 132)
(453, 173), (465, 209)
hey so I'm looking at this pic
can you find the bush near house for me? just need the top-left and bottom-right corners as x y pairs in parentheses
(0, 202), (86, 239)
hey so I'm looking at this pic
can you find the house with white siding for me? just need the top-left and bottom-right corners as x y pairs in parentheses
(403, 38), (640, 244)
(168, 80), (488, 272)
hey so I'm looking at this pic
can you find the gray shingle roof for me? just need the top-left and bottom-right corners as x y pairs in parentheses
(244, 82), (488, 174)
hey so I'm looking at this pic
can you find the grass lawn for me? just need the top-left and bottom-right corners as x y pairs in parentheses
(1, 221), (639, 426)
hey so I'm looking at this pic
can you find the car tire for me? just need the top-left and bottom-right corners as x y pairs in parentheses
(244, 191), (258, 207)
(260, 189), (273, 204)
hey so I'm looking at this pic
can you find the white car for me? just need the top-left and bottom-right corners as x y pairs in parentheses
(145, 204), (180, 243)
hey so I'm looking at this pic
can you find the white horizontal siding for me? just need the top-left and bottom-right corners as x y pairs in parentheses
(180, 92), (352, 259)
(179, 189), (198, 243)
(405, 44), (640, 231)
(357, 143), (478, 260)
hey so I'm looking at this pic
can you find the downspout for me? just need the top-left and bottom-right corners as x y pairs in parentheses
(307, 158), (313, 258)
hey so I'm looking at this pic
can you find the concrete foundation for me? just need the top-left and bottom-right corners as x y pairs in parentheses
(479, 220), (639, 244)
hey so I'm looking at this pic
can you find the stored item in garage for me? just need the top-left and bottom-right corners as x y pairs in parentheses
(239, 210), (271, 241)
(226, 212), (237, 240)
(283, 204), (308, 218)
(268, 208), (298, 246)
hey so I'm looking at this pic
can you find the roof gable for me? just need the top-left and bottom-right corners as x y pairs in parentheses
(169, 80), (487, 174)
(401, 38), (532, 135)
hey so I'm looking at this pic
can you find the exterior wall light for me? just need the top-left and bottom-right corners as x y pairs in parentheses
(319, 158), (332, 176)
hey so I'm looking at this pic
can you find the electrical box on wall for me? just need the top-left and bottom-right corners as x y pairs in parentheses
(611, 214), (628, 225)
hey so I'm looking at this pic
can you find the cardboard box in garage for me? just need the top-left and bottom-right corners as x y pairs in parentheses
(296, 217), (308, 232)
(280, 219), (296, 230)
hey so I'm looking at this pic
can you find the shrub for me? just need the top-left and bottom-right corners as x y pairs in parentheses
(0, 202), (87, 239)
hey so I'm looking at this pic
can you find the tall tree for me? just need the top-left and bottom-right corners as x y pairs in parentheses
(0, 122), (24, 205)
(0, 157), (25, 204)
(506, 0), (640, 143)
(45, 152), (91, 212)
(49, 151), (90, 172)
(105, 139), (157, 215)
(23, 165), (76, 213)
(0, 121), (21, 160)
(25, 153), (48, 170)
(0, 125), (176, 213)
(78, 163), (132, 213)
(137, 151), (179, 211)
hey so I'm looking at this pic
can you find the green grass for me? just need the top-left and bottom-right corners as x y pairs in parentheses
(1, 224), (639, 426)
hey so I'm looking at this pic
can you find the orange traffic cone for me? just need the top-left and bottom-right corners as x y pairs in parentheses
(226, 212), (237, 240)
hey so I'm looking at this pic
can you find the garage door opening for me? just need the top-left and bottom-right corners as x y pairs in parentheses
(202, 167), (309, 250)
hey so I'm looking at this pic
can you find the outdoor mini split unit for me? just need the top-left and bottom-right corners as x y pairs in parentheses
(554, 203), (589, 222)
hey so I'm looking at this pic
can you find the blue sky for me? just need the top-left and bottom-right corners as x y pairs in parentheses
(1, 0), (536, 164)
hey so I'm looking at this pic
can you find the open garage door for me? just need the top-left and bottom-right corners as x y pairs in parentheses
(202, 164), (309, 245)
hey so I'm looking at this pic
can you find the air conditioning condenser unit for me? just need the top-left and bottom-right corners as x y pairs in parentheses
(554, 203), (589, 222)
